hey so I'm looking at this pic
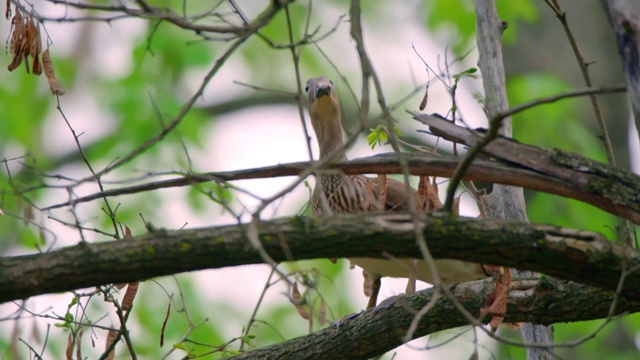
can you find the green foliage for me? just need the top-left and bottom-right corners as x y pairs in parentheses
(507, 73), (616, 233)
(367, 125), (402, 149)
(508, 74), (606, 161)
(453, 67), (478, 82)
(423, 0), (539, 53)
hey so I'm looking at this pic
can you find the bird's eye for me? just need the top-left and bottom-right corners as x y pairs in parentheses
(329, 79), (334, 85)
(305, 84), (310, 92)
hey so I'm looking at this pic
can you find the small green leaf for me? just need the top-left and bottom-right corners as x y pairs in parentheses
(367, 125), (388, 149)
(172, 343), (188, 351)
(453, 67), (478, 81)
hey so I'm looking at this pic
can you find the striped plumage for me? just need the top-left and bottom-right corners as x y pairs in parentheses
(305, 76), (486, 308)
(312, 174), (376, 215)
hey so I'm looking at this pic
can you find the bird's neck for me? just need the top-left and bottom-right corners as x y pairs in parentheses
(315, 114), (348, 161)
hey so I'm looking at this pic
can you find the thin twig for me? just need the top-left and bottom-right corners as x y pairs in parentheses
(442, 84), (625, 211)
(544, 0), (616, 166)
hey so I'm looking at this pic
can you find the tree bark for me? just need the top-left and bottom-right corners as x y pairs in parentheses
(41, 131), (640, 224)
(226, 278), (638, 360)
(475, 1), (555, 358)
(2, 212), (640, 303)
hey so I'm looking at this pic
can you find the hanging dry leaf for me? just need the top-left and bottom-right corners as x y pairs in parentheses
(114, 283), (127, 290)
(8, 8), (44, 76)
(7, 9), (25, 72)
(75, 329), (84, 360)
(27, 17), (41, 75)
(291, 282), (309, 320)
(42, 49), (65, 95)
(121, 281), (139, 311)
(160, 301), (171, 347)
(419, 81), (429, 110)
(480, 266), (512, 331)
(318, 299), (327, 326)
(65, 334), (73, 360)
(104, 328), (117, 360)
(417, 176), (442, 211)
(5, 0), (10, 20)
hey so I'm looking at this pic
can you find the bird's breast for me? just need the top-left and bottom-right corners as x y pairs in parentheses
(312, 174), (377, 215)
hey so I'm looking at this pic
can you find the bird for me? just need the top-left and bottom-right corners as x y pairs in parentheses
(305, 76), (487, 309)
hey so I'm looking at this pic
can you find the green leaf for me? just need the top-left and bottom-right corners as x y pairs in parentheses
(367, 125), (388, 149)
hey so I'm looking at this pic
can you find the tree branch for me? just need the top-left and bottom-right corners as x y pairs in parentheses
(40, 116), (640, 224)
(2, 212), (640, 303)
(415, 113), (640, 223)
(226, 277), (639, 360)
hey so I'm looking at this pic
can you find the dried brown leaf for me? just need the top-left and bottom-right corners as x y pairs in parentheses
(480, 266), (512, 331)
(7, 10), (25, 72)
(160, 301), (171, 347)
(104, 328), (117, 360)
(75, 329), (83, 360)
(417, 176), (443, 212)
(66, 334), (73, 360)
(291, 282), (309, 320)
(27, 17), (41, 75)
(42, 49), (65, 95)
(419, 82), (429, 110)
(114, 283), (127, 290)
(28, 18), (40, 57)
(121, 282), (139, 311)
(318, 299), (326, 326)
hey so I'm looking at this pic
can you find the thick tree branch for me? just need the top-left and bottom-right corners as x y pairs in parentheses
(226, 277), (639, 360)
(2, 213), (640, 303)
(41, 116), (640, 224)
(415, 113), (640, 223)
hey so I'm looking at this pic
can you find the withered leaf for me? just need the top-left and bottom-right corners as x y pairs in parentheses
(291, 282), (309, 320)
(42, 49), (65, 95)
(121, 282), (139, 311)
(104, 328), (117, 360)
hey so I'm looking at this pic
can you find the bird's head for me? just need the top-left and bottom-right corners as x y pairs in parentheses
(305, 76), (343, 156)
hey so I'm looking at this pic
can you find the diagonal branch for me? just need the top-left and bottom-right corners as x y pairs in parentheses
(226, 277), (640, 360)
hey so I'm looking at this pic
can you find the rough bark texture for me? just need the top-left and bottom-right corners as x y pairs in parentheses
(226, 278), (638, 360)
(414, 113), (640, 223)
(3, 212), (640, 303)
(475, 1), (555, 358)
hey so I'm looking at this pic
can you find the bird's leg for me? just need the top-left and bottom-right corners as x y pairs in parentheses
(367, 277), (381, 309)
(363, 271), (382, 309)
(363, 270), (373, 297)
(405, 259), (418, 294)
(363, 271), (382, 308)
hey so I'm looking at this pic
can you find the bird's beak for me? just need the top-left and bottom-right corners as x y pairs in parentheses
(315, 84), (332, 99)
